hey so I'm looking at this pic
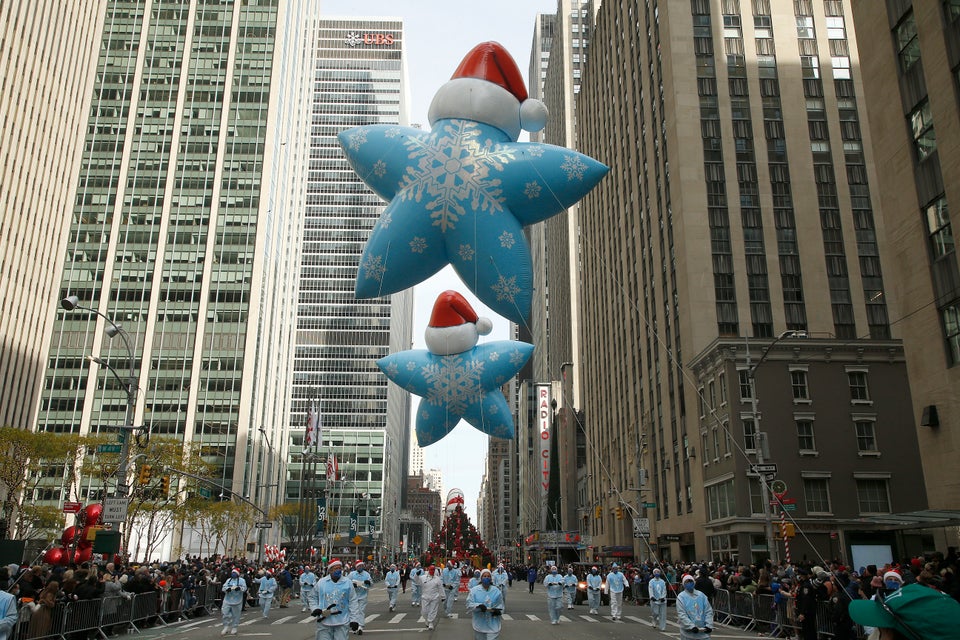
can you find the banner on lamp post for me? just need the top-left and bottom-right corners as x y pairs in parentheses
(316, 497), (326, 534)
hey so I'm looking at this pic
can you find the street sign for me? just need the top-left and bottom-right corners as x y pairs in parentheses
(751, 463), (778, 474)
(102, 497), (128, 523)
(199, 488), (212, 499)
(96, 444), (122, 453)
(642, 502), (657, 509)
(632, 517), (650, 538)
(782, 504), (797, 511)
(255, 522), (273, 529)
(763, 473), (776, 481)
(62, 501), (82, 514)
(781, 498), (797, 504)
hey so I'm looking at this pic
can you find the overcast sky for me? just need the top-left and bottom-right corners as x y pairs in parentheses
(320, 0), (558, 521)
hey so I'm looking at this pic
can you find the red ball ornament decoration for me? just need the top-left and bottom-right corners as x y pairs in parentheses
(74, 546), (93, 564)
(83, 503), (103, 526)
(61, 526), (78, 547)
(44, 547), (67, 565)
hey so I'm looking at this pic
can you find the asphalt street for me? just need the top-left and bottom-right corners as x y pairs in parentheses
(134, 585), (764, 640)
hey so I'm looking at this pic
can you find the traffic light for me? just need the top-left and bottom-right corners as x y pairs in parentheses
(160, 475), (170, 495)
(137, 464), (153, 485)
(399, 539), (404, 549)
(594, 505), (602, 519)
(615, 506), (624, 520)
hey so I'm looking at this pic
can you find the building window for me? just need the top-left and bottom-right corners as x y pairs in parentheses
(925, 196), (955, 260)
(709, 379), (717, 408)
(856, 478), (891, 513)
(948, 0), (960, 22)
(698, 387), (706, 419)
(797, 419), (816, 452)
(847, 370), (870, 402)
(803, 477), (831, 513)
(910, 100), (937, 161)
(943, 302), (960, 365)
(791, 370), (810, 401)
(708, 534), (737, 563)
(719, 372), (727, 405)
(713, 427), (721, 460)
(724, 424), (732, 456)
(855, 419), (878, 453)
(895, 11), (920, 72)
(706, 479), (737, 521)
(743, 418), (757, 451)
(748, 478), (765, 515)
(738, 370), (754, 401)
(702, 431), (710, 466)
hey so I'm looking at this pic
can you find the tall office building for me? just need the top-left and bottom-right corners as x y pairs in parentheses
(571, 0), (926, 563)
(35, 0), (317, 556)
(850, 1), (960, 534)
(290, 18), (413, 562)
(0, 2), (106, 431)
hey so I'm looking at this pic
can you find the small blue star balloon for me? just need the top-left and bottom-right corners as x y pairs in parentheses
(378, 340), (533, 447)
(339, 42), (608, 326)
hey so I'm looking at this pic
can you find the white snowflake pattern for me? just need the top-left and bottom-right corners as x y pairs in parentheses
(406, 361), (417, 371)
(499, 231), (516, 250)
(398, 120), (517, 232)
(347, 128), (368, 151)
(509, 349), (526, 366)
(410, 237), (428, 253)
(344, 32), (362, 47)
(420, 354), (485, 415)
(379, 210), (394, 230)
(561, 154), (588, 181)
(492, 274), (521, 303)
(362, 254), (387, 282)
(385, 362), (399, 377)
(385, 127), (403, 138)
(488, 351), (500, 362)
(527, 145), (545, 157)
(373, 160), (387, 178)
(488, 404), (500, 415)
(524, 181), (542, 199)
(458, 244), (475, 262)
(420, 408), (431, 420)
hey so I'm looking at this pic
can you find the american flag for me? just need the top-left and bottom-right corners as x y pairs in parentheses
(326, 454), (338, 481)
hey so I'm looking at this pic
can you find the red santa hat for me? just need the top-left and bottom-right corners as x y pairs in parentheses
(425, 290), (492, 356)
(428, 41), (548, 141)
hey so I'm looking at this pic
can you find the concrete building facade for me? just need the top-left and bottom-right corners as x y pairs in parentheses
(0, 1), (106, 431)
(850, 0), (960, 527)
(571, 0), (927, 564)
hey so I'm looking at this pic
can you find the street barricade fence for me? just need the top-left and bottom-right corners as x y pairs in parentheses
(11, 583), (220, 640)
(711, 589), (860, 638)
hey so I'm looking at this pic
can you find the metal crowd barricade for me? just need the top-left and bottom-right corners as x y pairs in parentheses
(62, 599), (106, 639)
(712, 588), (732, 625)
(752, 592), (799, 638)
(728, 591), (758, 631)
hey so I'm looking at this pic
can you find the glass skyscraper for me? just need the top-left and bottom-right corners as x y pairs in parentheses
(36, 0), (317, 557)
(289, 17), (412, 562)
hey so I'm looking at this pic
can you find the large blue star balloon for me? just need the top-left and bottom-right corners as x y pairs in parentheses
(339, 119), (608, 325)
(377, 340), (533, 447)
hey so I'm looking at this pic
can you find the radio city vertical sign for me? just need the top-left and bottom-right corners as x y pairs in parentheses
(537, 384), (552, 499)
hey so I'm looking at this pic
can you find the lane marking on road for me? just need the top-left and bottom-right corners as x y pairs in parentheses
(365, 614), (380, 623)
(558, 616), (572, 622)
(239, 619), (258, 626)
(388, 614), (406, 624)
(525, 614), (540, 621)
(579, 615), (598, 623)
(500, 614), (513, 620)
(625, 615), (652, 625)
(179, 619), (214, 630)
(271, 616), (297, 625)
(298, 615), (316, 624)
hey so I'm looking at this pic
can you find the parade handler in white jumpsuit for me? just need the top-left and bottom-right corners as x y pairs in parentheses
(309, 559), (361, 640)
(346, 561), (373, 635)
(257, 571), (277, 618)
(648, 568), (668, 630)
(418, 564), (445, 630)
(442, 561), (460, 617)
(543, 565), (564, 624)
(384, 564), (400, 611)
(606, 563), (627, 621)
(299, 566), (317, 613)
(676, 574), (713, 640)
(221, 569), (247, 635)
(467, 569), (504, 640)
(562, 566), (577, 610)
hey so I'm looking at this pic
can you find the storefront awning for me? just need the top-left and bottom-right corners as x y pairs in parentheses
(854, 510), (960, 531)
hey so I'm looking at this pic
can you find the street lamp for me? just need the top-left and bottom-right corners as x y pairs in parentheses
(61, 295), (139, 496)
(746, 329), (806, 565)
